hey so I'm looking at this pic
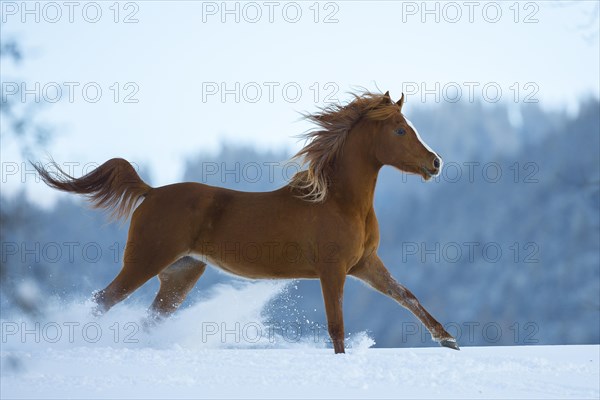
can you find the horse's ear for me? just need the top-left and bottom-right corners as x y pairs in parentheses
(396, 93), (405, 109)
(382, 91), (392, 104)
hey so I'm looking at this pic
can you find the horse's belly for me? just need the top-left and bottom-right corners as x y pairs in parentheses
(195, 253), (320, 280)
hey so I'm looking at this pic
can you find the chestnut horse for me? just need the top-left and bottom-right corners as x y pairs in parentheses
(34, 91), (459, 353)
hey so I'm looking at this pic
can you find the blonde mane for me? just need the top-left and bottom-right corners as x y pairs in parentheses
(289, 91), (399, 202)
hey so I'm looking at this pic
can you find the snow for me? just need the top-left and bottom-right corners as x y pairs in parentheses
(2, 345), (598, 399)
(1, 282), (599, 399)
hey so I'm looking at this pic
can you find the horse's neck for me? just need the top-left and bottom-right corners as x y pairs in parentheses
(328, 127), (381, 215)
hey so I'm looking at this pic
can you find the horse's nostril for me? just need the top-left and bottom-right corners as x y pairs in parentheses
(433, 158), (440, 169)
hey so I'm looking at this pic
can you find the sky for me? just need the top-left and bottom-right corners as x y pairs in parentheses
(1, 0), (599, 206)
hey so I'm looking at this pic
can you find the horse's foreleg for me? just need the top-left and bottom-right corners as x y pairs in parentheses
(350, 254), (459, 350)
(147, 256), (206, 320)
(319, 269), (347, 354)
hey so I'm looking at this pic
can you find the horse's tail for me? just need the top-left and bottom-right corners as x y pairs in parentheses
(32, 158), (152, 221)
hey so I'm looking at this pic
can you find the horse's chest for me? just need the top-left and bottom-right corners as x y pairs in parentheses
(332, 212), (379, 267)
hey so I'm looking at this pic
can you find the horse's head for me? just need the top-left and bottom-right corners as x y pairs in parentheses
(373, 92), (442, 180)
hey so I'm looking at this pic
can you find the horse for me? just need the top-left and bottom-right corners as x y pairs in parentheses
(33, 91), (459, 353)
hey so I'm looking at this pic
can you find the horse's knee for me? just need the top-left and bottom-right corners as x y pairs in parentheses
(395, 285), (420, 309)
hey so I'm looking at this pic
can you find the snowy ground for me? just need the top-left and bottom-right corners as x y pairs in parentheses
(2, 282), (599, 399)
(2, 344), (598, 399)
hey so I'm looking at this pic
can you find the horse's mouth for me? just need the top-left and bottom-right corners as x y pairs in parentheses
(421, 167), (437, 181)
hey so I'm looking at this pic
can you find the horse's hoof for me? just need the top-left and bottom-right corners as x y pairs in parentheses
(141, 313), (163, 331)
(440, 339), (460, 350)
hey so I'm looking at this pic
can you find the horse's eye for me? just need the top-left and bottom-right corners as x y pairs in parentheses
(395, 128), (406, 136)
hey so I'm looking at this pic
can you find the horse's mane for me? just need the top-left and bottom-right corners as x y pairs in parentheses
(289, 91), (399, 202)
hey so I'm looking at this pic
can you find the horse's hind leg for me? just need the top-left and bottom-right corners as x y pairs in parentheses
(92, 240), (184, 316)
(147, 256), (206, 320)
